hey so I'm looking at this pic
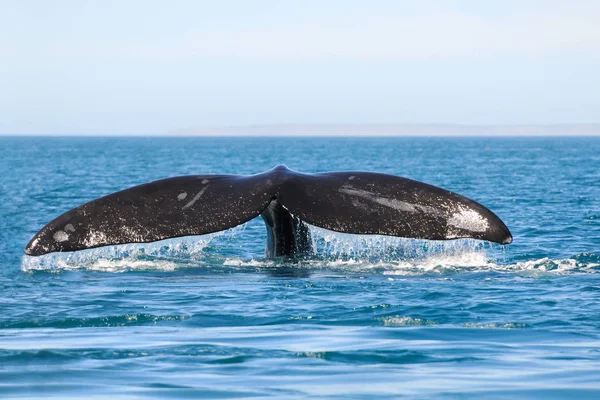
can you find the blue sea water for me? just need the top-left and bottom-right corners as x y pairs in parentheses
(1, 136), (600, 399)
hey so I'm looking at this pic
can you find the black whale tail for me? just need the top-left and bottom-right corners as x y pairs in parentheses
(25, 165), (512, 257)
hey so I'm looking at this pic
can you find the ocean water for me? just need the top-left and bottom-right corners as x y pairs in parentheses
(1, 136), (600, 399)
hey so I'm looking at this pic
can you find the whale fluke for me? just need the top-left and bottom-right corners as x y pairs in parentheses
(25, 165), (512, 257)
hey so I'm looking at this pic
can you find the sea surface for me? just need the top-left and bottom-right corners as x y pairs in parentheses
(1, 136), (600, 399)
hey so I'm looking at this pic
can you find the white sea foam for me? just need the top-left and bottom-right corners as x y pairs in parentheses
(464, 322), (528, 329)
(58, 258), (180, 273)
(223, 258), (274, 267)
(22, 249), (598, 275)
(21, 221), (598, 275)
(315, 253), (599, 276)
(380, 315), (437, 327)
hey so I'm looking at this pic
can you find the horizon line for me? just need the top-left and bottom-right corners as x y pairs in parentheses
(2, 123), (600, 137)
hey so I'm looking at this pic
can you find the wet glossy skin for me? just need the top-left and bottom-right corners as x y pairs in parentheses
(25, 165), (512, 257)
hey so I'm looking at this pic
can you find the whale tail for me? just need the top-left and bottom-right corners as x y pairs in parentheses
(25, 165), (512, 257)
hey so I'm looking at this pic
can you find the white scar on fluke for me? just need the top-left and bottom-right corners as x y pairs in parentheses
(53, 223), (77, 243)
(182, 185), (209, 210)
(339, 186), (440, 215)
(53, 230), (69, 242)
(447, 207), (489, 233)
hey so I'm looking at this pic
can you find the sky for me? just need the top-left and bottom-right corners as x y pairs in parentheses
(1, 0), (599, 135)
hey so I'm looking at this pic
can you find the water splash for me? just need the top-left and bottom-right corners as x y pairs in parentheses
(21, 223), (256, 272)
(21, 233), (221, 272)
(20, 221), (599, 275)
(306, 226), (599, 275)
(308, 224), (491, 261)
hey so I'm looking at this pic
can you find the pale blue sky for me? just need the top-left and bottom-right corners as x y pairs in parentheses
(1, 0), (599, 135)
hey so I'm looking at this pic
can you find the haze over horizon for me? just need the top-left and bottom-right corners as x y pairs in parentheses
(1, 1), (599, 136)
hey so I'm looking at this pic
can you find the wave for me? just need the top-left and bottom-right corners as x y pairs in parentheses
(378, 317), (527, 329)
(1, 313), (188, 329)
(0, 312), (530, 331)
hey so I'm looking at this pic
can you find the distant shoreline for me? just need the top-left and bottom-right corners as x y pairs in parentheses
(168, 123), (600, 137)
(2, 123), (600, 137)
